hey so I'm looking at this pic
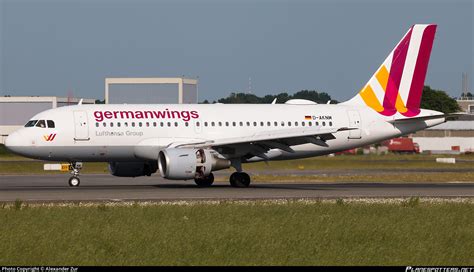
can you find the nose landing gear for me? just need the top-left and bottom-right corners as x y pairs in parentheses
(68, 162), (82, 187)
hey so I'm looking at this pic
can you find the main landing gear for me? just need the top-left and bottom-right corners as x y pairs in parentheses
(68, 162), (82, 187)
(229, 172), (251, 188)
(228, 159), (251, 188)
(194, 172), (215, 187)
(193, 172), (251, 188)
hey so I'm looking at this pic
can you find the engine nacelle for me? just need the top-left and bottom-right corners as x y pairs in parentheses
(158, 148), (231, 180)
(108, 161), (158, 177)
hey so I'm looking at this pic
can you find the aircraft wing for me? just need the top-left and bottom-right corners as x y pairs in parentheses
(135, 126), (355, 160)
(172, 126), (355, 159)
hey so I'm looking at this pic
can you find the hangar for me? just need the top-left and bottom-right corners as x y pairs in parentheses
(0, 96), (95, 144)
(105, 77), (198, 104)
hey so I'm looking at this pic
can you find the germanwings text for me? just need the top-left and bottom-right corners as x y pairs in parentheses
(93, 109), (199, 122)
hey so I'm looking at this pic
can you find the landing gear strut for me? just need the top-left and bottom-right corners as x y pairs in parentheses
(229, 172), (251, 188)
(194, 173), (214, 187)
(68, 162), (82, 187)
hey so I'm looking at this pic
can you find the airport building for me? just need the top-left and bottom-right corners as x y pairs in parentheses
(411, 120), (474, 153)
(105, 77), (198, 104)
(0, 96), (95, 144)
(457, 98), (474, 114)
(411, 98), (474, 154)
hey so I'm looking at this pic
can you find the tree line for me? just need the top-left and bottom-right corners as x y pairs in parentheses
(202, 90), (336, 105)
(201, 86), (461, 113)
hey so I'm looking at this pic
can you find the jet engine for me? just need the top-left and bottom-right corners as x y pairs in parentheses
(108, 161), (158, 177)
(158, 148), (231, 180)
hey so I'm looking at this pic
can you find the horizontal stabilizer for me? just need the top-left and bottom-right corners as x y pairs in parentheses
(387, 112), (467, 123)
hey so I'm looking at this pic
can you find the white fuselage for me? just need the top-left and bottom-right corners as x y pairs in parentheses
(5, 103), (444, 163)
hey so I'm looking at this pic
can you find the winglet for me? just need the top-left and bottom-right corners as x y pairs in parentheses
(78, 99), (83, 105)
(271, 98), (277, 104)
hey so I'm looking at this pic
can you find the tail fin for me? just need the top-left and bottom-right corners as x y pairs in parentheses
(346, 24), (437, 117)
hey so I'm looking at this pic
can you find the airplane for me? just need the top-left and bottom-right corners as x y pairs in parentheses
(5, 24), (451, 188)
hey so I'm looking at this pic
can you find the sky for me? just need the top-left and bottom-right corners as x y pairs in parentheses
(0, 0), (472, 102)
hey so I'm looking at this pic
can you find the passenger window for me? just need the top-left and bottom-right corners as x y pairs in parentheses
(246, 122), (250, 126)
(117, 122), (121, 127)
(302, 122), (305, 126)
(329, 121), (333, 126)
(295, 121), (298, 126)
(232, 122), (236, 127)
(288, 121), (291, 126)
(281, 121), (285, 127)
(125, 122), (128, 127)
(153, 122), (157, 127)
(174, 122), (178, 127)
(132, 122), (135, 127)
(167, 122), (171, 127)
(160, 122), (164, 127)
(253, 122), (257, 126)
(308, 122), (312, 126)
(204, 122), (208, 127)
(260, 122), (264, 126)
(139, 122), (142, 127)
(218, 122), (222, 127)
(211, 122), (215, 127)
(267, 121), (271, 126)
(225, 122), (229, 127)
(36, 120), (46, 128)
(95, 123), (99, 127)
(103, 122), (107, 127)
(25, 120), (38, 127)
(47, 120), (55, 128)
(274, 121), (278, 127)
(185, 122), (189, 127)
(146, 122), (150, 127)
(196, 122), (200, 127)
(316, 122), (319, 126)
(110, 122), (114, 127)
(239, 122), (243, 126)
(322, 122), (326, 126)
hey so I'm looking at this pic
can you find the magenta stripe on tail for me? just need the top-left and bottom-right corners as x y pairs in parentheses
(380, 27), (413, 116)
(402, 25), (437, 117)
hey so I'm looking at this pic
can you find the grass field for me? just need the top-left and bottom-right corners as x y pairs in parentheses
(0, 200), (472, 266)
(248, 172), (474, 183)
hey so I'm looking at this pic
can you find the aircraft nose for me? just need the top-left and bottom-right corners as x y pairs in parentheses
(4, 131), (27, 154)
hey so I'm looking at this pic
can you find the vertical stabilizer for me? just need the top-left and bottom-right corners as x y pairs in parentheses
(346, 24), (437, 117)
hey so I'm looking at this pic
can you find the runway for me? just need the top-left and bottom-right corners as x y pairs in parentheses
(0, 174), (473, 202)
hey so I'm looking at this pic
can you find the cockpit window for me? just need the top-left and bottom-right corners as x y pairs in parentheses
(36, 120), (46, 128)
(25, 120), (38, 127)
(47, 120), (55, 128)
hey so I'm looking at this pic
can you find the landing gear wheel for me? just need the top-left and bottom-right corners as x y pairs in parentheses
(194, 173), (214, 187)
(68, 176), (80, 187)
(68, 162), (83, 187)
(229, 172), (251, 188)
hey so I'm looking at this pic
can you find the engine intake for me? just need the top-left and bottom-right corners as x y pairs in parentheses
(158, 148), (230, 180)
